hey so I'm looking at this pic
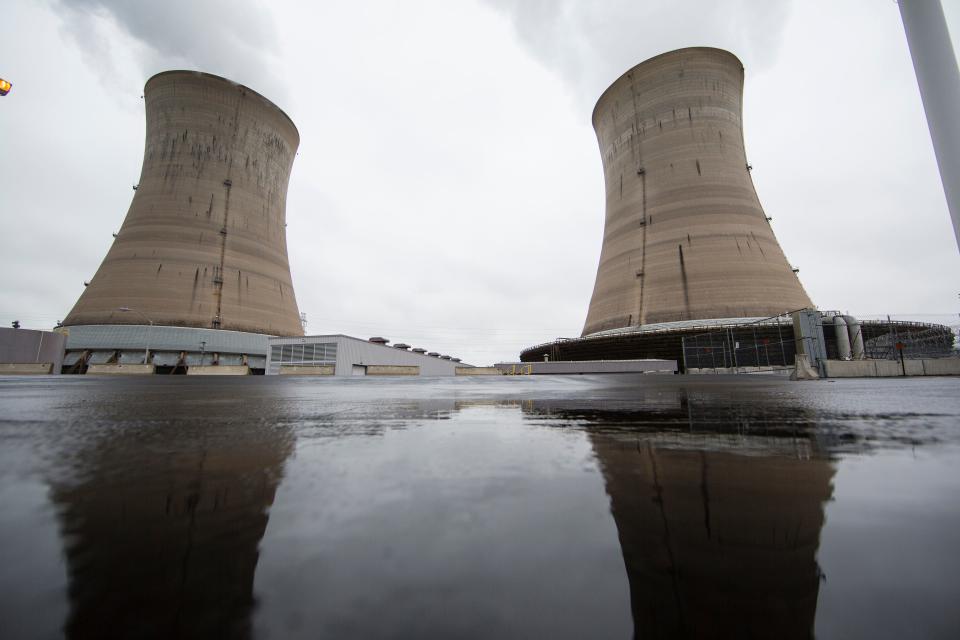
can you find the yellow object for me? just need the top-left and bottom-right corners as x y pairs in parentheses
(0, 78), (11, 96)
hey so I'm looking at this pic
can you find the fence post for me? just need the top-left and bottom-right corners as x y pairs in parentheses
(753, 326), (760, 370)
(730, 328), (738, 370)
(777, 315), (786, 366)
(888, 315), (897, 360)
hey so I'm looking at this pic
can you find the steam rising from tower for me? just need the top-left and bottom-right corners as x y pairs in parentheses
(63, 71), (303, 337)
(582, 48), (812, 336)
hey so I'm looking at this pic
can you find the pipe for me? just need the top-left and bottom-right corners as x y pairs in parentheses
(843, 315), (865, 360)
(833, 315), (852, 360)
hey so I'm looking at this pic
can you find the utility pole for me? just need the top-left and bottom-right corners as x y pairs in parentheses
(899, 0), (960, 252)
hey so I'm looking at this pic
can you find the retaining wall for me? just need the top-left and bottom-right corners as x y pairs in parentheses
(278, 365), (334, 376)
(823, 359), (960, 378)
(87, 364), (155, 375)
(186, 365), (251, 376)
(366, 365), (419, 376)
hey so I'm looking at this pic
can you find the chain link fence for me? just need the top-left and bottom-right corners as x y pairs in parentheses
(681, 313), (799, 372)
(681, 312), (957, 373)
(863, 320), (957, 360)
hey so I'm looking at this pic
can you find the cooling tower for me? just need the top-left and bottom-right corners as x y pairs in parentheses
(63, 70), (303, 337)
(582, 48), (812, 336)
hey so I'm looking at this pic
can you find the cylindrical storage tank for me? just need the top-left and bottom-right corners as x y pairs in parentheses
(582, 48), (813, 336)
(63, 71), (304, 336)
(833, 315), (852, 360)
(844, 315), (865, 360)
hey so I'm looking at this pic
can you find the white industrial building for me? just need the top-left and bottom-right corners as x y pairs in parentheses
(266, 335), (471, 376)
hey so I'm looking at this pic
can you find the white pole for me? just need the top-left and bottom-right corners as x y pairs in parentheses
(899, 0), (960, 252)
(117, 307), (153, 364)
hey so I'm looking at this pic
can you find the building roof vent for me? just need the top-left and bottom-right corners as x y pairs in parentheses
(393, 343), (410, 350)
(368, 336), (389, 345)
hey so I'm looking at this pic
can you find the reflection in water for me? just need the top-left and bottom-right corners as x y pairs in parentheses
(13, 375), (942, 638)
(525, 396), (835, 639)
(592, 438), (831, 639)
(49, 414), (294, 639)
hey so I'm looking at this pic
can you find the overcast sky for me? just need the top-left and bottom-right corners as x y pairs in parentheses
(2, 0), (958, 365)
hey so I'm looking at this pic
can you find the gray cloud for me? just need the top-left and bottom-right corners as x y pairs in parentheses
(482, 0), (793, 111)
(52, 0), (285, 100)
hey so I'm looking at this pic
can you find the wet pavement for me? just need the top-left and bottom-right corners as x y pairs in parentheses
(0, 374), (958, 639)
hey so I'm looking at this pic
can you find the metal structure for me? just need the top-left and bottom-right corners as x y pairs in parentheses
(678, 313), (954, 373)
(61, 324), (271, 373)
(862, 319), (957, 360)
(521, 313), (954, 373)
(582, 48), (813, 336)
(62, 70), (303, 338)
(899, 0), (960, 252)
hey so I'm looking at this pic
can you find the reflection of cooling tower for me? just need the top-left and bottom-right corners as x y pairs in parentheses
(50, 419), (294, 639)
(519, 396), (835, 636)
(63, 71), (303, 336)
(583, 48), (812, 336)
(592, 437), (833, 639)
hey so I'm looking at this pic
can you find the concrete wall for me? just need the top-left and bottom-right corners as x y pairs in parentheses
(923, 359), (960, 376)
(87, 364), (155, 375)
(63, 70), (304, 337)
(279, 365), (334, 376)
(456, 367), (503, 376)
(366, 365), (419, 376)
(0, 363), (54, 375)
(583, 48), (813, 336)
(186, 365), (250, 376)
(822, 359), (960, 377)
(0, 327), (65, 374)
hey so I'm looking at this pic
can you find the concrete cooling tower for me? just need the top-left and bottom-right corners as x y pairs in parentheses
(582, 47), (812, 336)
(515, 47), (953, 370)
(60, 71), (303, 373)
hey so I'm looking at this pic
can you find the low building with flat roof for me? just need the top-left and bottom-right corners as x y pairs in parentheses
(267, 335), (471, 376)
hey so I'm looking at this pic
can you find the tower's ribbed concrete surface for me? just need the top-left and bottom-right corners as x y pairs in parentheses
(582, 48), (812, 336)
(63, 71), (303, 336)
